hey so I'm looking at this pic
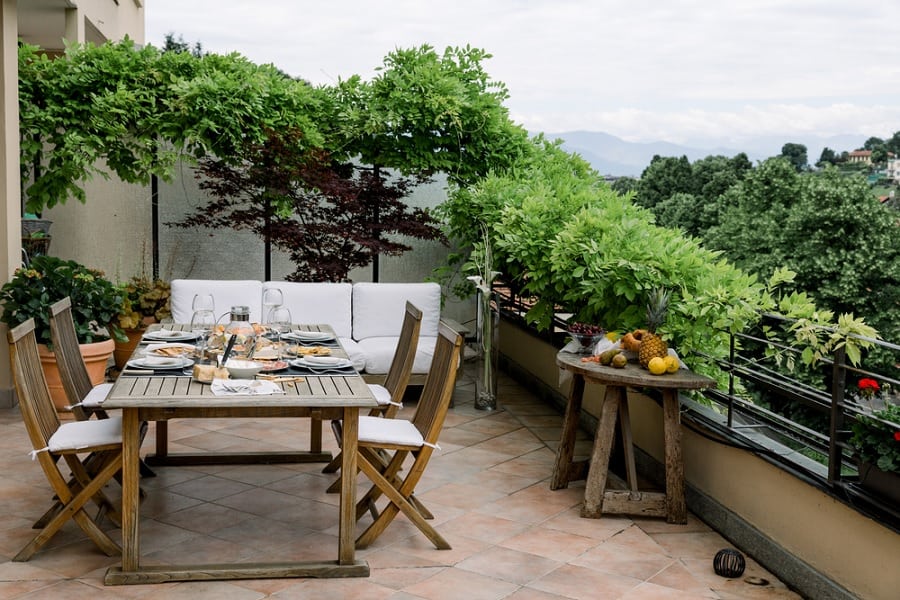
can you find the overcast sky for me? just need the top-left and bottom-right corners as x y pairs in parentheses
(145, 1), (900, 147)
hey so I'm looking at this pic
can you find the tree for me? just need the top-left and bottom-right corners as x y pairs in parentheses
(816, 147), (837, 167)
(175, 128), (444, 282)
(863, 136), (884, 151)
(634, 155), (692, 210)
(19, 38), (325, 213)
(779, 142), (808, 172)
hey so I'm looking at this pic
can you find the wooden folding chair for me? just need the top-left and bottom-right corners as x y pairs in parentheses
(48, 297), (113, 421)
(8, 319), (123, 561)
(323, 301), (423, 485)
(353, 321), (463, 550)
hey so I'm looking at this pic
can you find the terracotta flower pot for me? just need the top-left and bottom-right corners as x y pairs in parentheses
(38, 339), (115, 415)
(114, 328), (145, 370)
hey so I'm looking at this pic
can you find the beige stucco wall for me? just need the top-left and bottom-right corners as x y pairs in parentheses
(500, 321), (900, 600)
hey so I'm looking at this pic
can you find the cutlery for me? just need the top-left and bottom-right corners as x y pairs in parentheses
(220, 334), (238, 365)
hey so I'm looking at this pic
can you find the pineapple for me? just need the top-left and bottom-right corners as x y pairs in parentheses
(638, 287), (670, 369)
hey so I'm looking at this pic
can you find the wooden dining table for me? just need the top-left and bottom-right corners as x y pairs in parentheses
(102, 324), (378, 585)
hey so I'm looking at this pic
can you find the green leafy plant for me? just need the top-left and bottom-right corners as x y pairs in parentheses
(0, 255), (126, 346)
(117, 276), (171, 330)
(850, 401), (900, 474)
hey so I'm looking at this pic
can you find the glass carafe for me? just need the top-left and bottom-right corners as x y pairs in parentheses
(224, 305), (257, 360)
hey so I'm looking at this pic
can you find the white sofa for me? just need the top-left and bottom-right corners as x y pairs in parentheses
(170, 279), (443, 381)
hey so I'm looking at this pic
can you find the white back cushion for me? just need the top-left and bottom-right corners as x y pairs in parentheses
(269, 282), (353, 338)
(170, 279), (263, 323)
(352, 282), (441, 340)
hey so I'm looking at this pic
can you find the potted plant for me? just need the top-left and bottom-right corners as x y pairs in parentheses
(0, 255), (125, 413)
(849, 381), (899, 504)
(113, 276), (172, 369)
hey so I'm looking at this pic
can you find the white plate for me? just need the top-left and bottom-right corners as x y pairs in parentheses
(283, 331), (335, 342)
(290, 357), (352, 370)
(145, 343), (196, 357)
(127, 356), (194, 370)
(142, 330), (198, 342)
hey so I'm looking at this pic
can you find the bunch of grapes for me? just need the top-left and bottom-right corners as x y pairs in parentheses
(568, 322), (605, 336)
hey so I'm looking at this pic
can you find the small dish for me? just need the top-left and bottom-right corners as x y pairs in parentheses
(142, 329), (198, 342)
(224, 359), (265, 379)
(145, 343), (196, 358)
(127, 356), (193, 370)
(259, 360), (289, 372)
(283, 331), (334, 342)
(290, 357), (352, 370)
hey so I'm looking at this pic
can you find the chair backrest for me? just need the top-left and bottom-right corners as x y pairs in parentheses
(411, 321), (463, 444)
(382, 302), (423, 411)
(48, 297), (92, 421)
(8, 319), (61, 451)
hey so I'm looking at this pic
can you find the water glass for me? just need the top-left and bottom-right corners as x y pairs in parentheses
(190, 309), (217, 361)
(266, 306), (293, 338)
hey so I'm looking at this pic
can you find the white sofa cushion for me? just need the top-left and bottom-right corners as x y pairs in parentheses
(339, 337), (367, 372)
(269, 282), (353, 338)
(171, 279), (263, 323)
(351, 282), (441, 340)
(356, 335), (437, 375)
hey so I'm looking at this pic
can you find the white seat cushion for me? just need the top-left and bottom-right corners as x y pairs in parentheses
(82, 382), (113, 408)
(367, 383), (391, 406)
(271, 282), (353, 338)
(357, 336), (437, 375)
(170, 279), (263, 323)
(47, 417), (122, 453)
(358, 415), (423, 447)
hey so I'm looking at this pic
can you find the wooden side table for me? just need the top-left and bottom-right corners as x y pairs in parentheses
(552, 351), (715, 523)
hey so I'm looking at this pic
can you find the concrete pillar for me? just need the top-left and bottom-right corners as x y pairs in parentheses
(0, 0), (20, 407)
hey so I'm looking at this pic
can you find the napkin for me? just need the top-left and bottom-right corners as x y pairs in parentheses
(211, 379), (285, 396)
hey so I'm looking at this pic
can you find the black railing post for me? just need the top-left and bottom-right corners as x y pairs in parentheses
(727, 333), (736, 428)
(828, 344), (848, 484)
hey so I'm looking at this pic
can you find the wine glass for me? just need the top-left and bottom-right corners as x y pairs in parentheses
(265, 306), (292, 358)
(190, 309), (217, 362)
(192, 294), (215, 313)
(262, 287), (284, 322)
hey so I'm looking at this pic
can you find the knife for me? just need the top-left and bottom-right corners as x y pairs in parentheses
(220, 334), (238, 366)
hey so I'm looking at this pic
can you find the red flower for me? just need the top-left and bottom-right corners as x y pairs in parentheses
(858, 378), (880, 392)
(894, 431), (900, 442)
(858, 378), (880, 398)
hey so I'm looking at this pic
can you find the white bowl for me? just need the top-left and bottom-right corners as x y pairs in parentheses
(224, 359), (265, 379)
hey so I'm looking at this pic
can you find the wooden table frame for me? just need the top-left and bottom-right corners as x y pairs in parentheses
(552, 352), (715, 523)
(101, 329), (378, 585)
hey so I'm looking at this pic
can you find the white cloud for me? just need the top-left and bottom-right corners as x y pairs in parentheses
(146, 1), (900, 145)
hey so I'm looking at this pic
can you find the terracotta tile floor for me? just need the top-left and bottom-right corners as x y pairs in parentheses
(0, 362), (803, 599)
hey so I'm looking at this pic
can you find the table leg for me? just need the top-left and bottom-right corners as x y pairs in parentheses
(155, 420), (168, 458)
(617, 394), (638, 492)
(662, 389), (686, 524)
(551, 374), (585, 490)
(121, 408), (141, 572)
(582, 385), (625, 518)
(338, 406), (358, 565)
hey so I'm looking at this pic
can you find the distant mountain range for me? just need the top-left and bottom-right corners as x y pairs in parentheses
(546, 130), (869, 177)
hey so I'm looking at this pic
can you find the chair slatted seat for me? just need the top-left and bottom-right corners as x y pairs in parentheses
(8, 319), (123, 561)
(352, 321), (463, 550)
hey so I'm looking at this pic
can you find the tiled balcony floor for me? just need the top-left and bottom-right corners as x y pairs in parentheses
(0, 361), (803, 599)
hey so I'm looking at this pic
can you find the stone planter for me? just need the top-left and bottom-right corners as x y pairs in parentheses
(38, 339), (114, 415)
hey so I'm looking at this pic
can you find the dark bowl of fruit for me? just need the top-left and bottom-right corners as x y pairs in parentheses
(567, 322), (606, 353)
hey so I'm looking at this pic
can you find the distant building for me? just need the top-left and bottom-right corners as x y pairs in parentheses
(848, 149), (873, 164)
(887, 157), (900, 183)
